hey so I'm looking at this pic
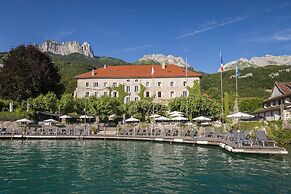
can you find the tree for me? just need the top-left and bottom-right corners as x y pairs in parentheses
(42, 92), (58, 112)
(87, 96), (124, 119)
(57, 93), (75, 114)
(126, 99), (155, 121)
(205, 87), (221, 100)
(168, 95), (220, 119)
(0, 45), (64, 100)
(188, 80), (201, 97)
(239, 97), (263, 113)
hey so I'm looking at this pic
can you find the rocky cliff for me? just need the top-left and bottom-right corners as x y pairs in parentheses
(223, 54), (291, 71)
(38, 40), (94, 58)
(137, 54), (188, 67)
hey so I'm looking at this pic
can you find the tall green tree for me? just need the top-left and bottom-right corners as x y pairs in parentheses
(87, 96), (124, 119)
(239, 97), (263, 113)
(168, 95), (220, 119)
(188, 80), (201, 97)
(126, 99), (166, 121)
(57, 93), (75, 114)
(0, 45), (64, 100)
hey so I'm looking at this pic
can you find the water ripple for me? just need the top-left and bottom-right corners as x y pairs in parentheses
(0, 140), (290, 193)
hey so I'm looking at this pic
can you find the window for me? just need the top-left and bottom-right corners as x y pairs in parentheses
(93, 82), (98, 87)
(183, 81), (187, 86)
(145, 91), (150, 97)
(125, 96), (130, 104)
(134, 86), (139, 92)
(146, 82), (150, 87)
(170, 91), (175, 98)
(126, 86), (130, 92)
(134, 97), (139, 101)
(182, 91), (188, 97)
(104, 91), (108, 96)
(112, 91), (117, 97)
(113, 82), (118, 87)
(85, 92), (89, 97)
(95, 92), (98, 97)
(158, 82), (162, 87)
(158, 91), (162, 98)
(170, 81), (174, 87)
(127, 79), (130, 82)
(85, 82), (89, 88)
(135, 79), (138, 82)
(104, 82), (108, 87)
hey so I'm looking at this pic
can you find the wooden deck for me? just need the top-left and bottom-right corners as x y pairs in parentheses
(0, 134), (288, 155)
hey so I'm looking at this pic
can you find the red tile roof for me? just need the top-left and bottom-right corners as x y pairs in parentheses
(75, 64), (202, 79)
(275, 82), (291, 94)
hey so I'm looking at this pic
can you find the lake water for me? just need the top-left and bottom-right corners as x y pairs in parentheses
(0, 140), (290, 193)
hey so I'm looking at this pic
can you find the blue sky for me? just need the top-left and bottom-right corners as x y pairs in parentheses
(1, 0), (291, 73)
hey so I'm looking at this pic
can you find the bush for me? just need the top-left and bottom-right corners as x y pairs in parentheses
(0, 111), (26, 121)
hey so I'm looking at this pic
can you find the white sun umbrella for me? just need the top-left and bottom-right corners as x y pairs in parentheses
(44, 119), (58, 123)
(193, 116), (212, 121)
(59, 115), (71, 119)
(79, 115), (94, 119)
(227, 112), (254, 119)
(125, 117), (140, 123)
(155, 116), (170, 121)
(171, 116), (188, 121)
(150, 114), (161, 118)
(170, 113), (184, 117)
(169, 111), (184, 115)
(16, 118), (33, 123)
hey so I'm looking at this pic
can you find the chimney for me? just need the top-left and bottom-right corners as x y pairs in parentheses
(162, 63), (166, 69)
(104, 64), (107, 69)
(91, 69), (95, 76)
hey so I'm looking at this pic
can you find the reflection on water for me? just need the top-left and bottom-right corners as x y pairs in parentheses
(0, 140), (290, 193)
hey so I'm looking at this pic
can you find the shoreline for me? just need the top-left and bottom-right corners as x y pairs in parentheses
(0, 134), (288, 155)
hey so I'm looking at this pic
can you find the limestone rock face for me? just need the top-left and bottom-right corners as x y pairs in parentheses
(38, 40), (94, 58)
(138, 54), (188, 67)
(223, 55), (291, 71)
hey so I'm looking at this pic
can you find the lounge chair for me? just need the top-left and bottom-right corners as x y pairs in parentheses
(255, 130), (276, 147)
(1, 128), (7, 135)
(153, 128), (161, 136)
(165, 129), (171, 136)
(171, 129), (179, 136)
(239, 131), (254, 146)
(182, 129), (191, 137)
(190, 130), (198, 137)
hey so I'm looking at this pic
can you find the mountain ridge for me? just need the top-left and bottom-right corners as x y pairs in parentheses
(223, 54), (291, 71)
(37, 40), (94, 58)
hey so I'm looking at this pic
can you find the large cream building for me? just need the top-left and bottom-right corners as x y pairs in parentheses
(75, 64), (201, 103)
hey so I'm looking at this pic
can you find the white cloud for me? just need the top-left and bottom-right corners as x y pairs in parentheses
(177, 16), (247, 39)
(272, 29), (291, 41)
(246, 29), (291, 42)
(265, 2), (291, 12)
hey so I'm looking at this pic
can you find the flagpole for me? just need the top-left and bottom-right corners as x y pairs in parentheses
(220, 70), (224, 122)
(151, 65), (155, 137)
(220, 52), (224, 124)
(234, 64), (239, 113)
(186, 58), (188, 119)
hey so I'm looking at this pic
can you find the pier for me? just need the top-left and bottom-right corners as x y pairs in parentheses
(0, 133), (288, 155)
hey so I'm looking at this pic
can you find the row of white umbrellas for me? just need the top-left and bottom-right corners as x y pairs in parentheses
(16, 111), (254, 124)
(16, 114), (95, 124)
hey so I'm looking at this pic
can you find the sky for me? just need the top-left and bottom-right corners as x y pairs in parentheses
(1, 0), (291, 73)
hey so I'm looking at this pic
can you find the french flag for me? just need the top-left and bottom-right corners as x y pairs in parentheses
(220, 52), (224, 72)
